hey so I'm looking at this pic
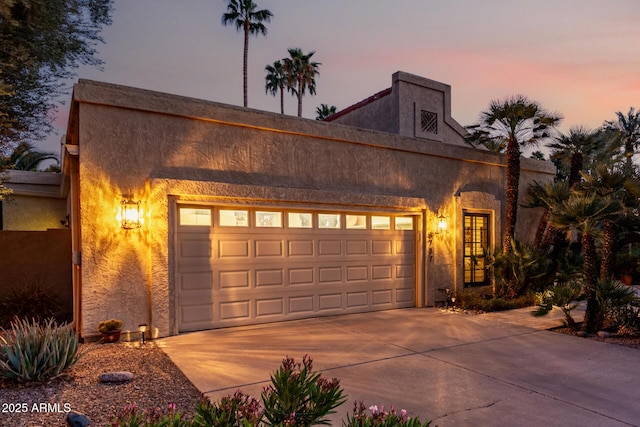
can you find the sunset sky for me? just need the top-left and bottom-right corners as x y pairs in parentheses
(46, 0), (640, 155)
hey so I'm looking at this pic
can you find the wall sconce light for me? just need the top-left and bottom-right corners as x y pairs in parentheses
(435, 210), (448, 235)
(120, 191), (142, 229)
(138, 323), (148, 344)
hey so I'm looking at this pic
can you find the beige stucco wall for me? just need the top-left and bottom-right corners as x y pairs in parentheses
(70, 79), (555, 338)
(2, 171), (67, 231)
(2, 195), (67, 230)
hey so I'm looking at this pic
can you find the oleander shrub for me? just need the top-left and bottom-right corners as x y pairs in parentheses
(109, 403), (190, 427)
(261, 354), (347, 426)
(0, 317), (82, 382)
(343, 401), (431, 427)
(193, 390), (262, 427)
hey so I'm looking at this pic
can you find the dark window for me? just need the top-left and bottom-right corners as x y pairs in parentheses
(464, 213), (489, 286)
(420, 110), (438, 134)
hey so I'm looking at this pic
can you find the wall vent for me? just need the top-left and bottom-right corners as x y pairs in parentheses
(420, 110), (438, 134)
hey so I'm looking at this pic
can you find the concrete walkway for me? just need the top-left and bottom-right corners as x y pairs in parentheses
(157, 307), (638, 426)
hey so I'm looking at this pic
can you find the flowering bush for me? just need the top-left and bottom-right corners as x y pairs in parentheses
(193, 390), (262, 427)
(261, 354), (347, 426)
(109, 403), (189, 427)
(342, 401), (431, 427)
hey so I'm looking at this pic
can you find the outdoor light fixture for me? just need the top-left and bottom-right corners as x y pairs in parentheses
(138, 323), (148, 344)
(120, 191), (142, 229)
(435, 210), (448, 234)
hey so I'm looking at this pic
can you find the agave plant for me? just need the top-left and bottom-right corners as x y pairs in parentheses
(0, 318), (82, 382)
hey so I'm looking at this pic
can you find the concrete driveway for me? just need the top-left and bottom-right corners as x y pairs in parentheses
(157, 308), (639, 426)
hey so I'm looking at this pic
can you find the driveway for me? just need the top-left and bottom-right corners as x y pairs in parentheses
(157, 308), (639, 426)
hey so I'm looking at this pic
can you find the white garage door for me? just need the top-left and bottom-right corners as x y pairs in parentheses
(176, 206), (417, 332)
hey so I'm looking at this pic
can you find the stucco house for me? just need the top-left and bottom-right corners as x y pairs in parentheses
(61, 71), (554, 339)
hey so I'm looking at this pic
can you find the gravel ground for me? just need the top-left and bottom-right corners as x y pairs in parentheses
(1, 329), (638, 427)
(0, 341), (202, 427)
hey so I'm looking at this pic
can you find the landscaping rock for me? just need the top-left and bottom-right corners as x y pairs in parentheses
(576, 331), (588, 338)
(66, 411), (91, 426)
(597, 331), (612, 338)
(99, 371), (134, 383)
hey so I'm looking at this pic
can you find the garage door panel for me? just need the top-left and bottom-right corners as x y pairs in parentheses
(372, 265), (392, 280)
(289, 296), (314, 313)
(220, 300), (251, 320)
(289, 240), (314, 256)
(180, 304), (213, 324)
(372, 289), (393, 305)
(256, 298), (284, 317)
(372, 240), (392, 255)
(255, 269), (284, 287)
(347, 291), (368, 307)
(396, 264), (415, 278)
(396, 240), (415, 254)
(346, 265), (368, 281)
(219, 240), (249, 257)
(396, 288), (414, 303)
(346, 240), (368, 255)
(255, 240), (283, 257)
(180, 272), (213, 291)
(319, 267), (342, 283)
(318, 240), (342, 255)
(289, 268), (314, 285)
(219, 271), (250, 289)
(180, 239), (212, 258)
(319, 293), (342, 310)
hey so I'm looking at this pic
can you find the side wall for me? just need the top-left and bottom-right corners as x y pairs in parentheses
(0, 229), (73, 319)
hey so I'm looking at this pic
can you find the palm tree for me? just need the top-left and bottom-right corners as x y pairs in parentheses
(315, 104), (337, 120)
(579, 165), (640, 280)
(283, 48), (321, 117)
(548, 126), (601, 188)
(604, 107), (640, 175)
(265, 60), (287, 114)
(0, 142), (58, 171)
(469, 95), (561, 254)
(222, 0), (273, 108)
(551, 194), (621, 332)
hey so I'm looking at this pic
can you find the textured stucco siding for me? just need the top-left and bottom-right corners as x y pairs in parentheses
(71, 80), (555, 338)
(2, 195), (67, 230)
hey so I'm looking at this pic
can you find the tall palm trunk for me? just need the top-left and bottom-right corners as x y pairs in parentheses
(297, 77), (303, 117)
(243, 20), (249, 107)
(534, 209), (549, 249)
(600, 219), (618, 280)
(568, 152), (583, 188)
(504, 138), (520, 254)
(582, 232), (601, 333)
(279, 83), (284, 114)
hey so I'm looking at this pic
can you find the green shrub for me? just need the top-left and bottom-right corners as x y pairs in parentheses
(262, 354), (347, 426)
(109, 403), (189, 427)
(455, 290), (536, 312)
(0, 284), (65, 329)
(596, 278), (640, 331)
(0, 317), (82, 382)
(343, 401), (431, 427)
(193, 391), (262, 427)
(533, 281), (584, 329)
(485, 238), (551, 297)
